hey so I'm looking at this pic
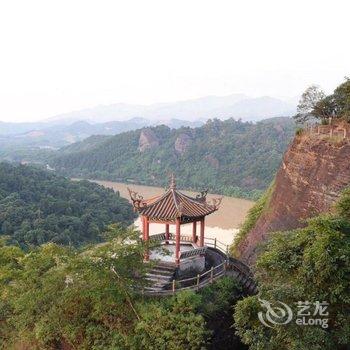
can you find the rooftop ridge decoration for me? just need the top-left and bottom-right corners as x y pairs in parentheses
(169, 173), (176, 189)
(127, 175), (222, 222)
(196, 189), (208, 202)
(127, 188), (145, 210)
(209, 197), (222, 209)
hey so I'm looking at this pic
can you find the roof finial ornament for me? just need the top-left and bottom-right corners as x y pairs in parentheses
(170, 173), (176, 189)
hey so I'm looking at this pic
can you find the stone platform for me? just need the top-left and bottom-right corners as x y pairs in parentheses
(149, 243), (205, 275)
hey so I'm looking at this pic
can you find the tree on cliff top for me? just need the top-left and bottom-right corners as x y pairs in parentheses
(294, 78), (350, 124)
(333, 77), (350, 120)
(294, 85), (333, 123)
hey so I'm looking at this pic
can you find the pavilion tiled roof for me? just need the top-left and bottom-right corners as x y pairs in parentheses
(127, 176), (221, 222)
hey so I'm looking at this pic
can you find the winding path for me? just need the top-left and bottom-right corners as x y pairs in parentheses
(143, 240), (257, 296)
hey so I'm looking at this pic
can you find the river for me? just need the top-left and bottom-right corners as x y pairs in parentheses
(92, 180), (255, 246)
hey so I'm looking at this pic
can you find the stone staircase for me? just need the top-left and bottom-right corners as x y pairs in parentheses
(144, 262), (176, 293)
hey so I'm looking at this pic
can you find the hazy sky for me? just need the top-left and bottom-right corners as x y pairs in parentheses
(0, 0), (349, 122)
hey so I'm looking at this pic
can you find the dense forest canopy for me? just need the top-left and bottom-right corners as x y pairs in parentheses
(0, 163), (136, 248)
(51, 117), (295, 200)
(0, 225), (246, 349)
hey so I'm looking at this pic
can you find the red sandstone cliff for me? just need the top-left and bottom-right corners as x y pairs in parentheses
(238, 122), (350, 265)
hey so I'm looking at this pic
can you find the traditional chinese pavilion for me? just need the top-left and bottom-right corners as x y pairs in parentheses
(128, 175), (221, 267)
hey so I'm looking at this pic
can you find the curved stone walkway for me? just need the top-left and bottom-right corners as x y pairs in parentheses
(143, 247), (257, 296)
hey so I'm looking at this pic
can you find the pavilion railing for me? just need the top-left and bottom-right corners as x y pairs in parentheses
(148, 233), (166, 242)
(203, 237), (229, 256)
(142, 233), (257, 295)
(147, 233), (230, 260)
(143, 260), (227, 295)
(143, 256), (256, 296)
(168, 233), (193, 242)
(180, 246), (207, 259)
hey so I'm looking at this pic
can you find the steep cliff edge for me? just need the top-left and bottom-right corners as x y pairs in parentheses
(236, 125), (350, 265)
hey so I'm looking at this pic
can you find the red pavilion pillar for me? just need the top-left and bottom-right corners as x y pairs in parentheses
(144, 216), (150, 261)
(141, 215), (146, 241)
(192, 221), (197, 243)
(165, 223), (170, 244)
(199, 217), (205, 247)
(175, 218), (181, 266)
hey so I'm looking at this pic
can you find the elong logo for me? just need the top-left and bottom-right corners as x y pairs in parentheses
(258, 299), (293, 328)
(258, 299), (329, 329)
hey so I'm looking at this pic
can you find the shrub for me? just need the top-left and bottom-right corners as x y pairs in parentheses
(295, 127), (304, 136)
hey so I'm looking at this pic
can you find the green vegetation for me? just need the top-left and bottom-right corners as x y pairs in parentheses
(231, 182), (275, 256)
(51, 117), (295, 200)
(0, 162), (136, 248)
(294, 78), (350, 124)
(0, 146), (55, 164)
(295, 127), (304, 136)
(233, 188), (350, 349)
(336, 187), (350, 219)
(133, 292), (209, 349)
(0, 225), (246, 350)
(0, 226), (147, 349)
(198, 277), (246, 349)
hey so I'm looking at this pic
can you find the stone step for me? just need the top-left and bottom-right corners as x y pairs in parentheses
(148, 268), (174, 277)
(152, 264), (176, 273)
(146, 273), (173, 281)
(146, 275), (171, 283)
(145, 281), (170, 289)
(144, 263), (176, 291)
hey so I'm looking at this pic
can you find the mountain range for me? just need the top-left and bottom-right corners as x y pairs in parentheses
(0, 93), (297, 161)
(46, 94), (296, 124)
(0, 118), (203, 150)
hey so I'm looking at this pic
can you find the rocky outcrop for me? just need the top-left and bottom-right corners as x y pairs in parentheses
(237, 130), (350, 265)
(138, 129), (159, 152)
(205, 155), (219, 169)
(174, 133), (192, 155)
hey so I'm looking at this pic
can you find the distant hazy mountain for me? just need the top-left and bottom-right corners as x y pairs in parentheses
(46, 94), (296, 124)
(0, 117), (205, 153)
(0, 121), (49, 135)
(0, 93), (296, 161)
(209, 96), (297, 121)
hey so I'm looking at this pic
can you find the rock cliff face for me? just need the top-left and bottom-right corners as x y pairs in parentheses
(174, 133), (192, 155)
(238, 130), (350, 265)
(205, 154), (220, 169)
(138, 129), (159, 152)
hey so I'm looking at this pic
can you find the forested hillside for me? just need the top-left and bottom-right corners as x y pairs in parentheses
(51, 117), (295, 199)
(0, 163), (135, 248)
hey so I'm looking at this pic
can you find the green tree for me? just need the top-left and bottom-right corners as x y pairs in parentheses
(294, 78), (350, 124)
(332, 77), (350, 120)
(133, 291), (208, 350)
(294, 85), (332, 123)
